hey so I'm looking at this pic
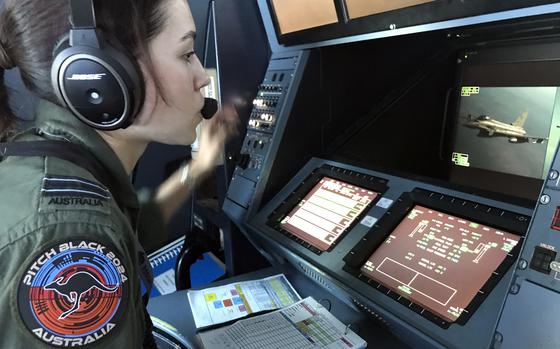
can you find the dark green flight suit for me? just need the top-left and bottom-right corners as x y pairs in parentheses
(0, 100), (166, 348)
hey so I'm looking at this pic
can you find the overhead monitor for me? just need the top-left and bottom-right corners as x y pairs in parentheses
(360, 204), (520, 323)
(345, 0), (435, 20)
(269, 0), (553, 47)
(268, 166), (388, 254)
(449, 43), (560, 202)
(270, 0), (339, 35)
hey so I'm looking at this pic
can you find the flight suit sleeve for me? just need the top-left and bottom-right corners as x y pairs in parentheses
(0, 219), (147, 348)
(137, 187), (168, 252)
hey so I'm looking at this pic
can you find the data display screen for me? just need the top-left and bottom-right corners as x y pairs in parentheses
(360, 205), (520, 322)
(345, 0), (434, 20)
(271, 0), (339, 34)
(279, 177), (378, 251)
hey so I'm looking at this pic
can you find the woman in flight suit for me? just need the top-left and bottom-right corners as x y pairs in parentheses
(0, 0), (235, 347)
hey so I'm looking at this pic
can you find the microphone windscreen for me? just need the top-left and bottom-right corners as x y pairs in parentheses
(201, 98), (218, 119)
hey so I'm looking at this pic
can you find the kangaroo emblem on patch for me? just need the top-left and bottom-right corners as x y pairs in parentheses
(17, 240), (129, 347)
(44, 271), (119, 320)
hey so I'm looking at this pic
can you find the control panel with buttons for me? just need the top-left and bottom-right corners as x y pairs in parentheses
(495, 142), (560, 348)
(510, 161), (560, 288)
(237, 66), (294, 179)
(225, 51), (310, 214)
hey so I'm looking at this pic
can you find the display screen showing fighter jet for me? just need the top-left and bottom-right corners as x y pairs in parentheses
(360, 205), (520, 323)
(279, 177), (378, 251)
(452, 86), (560, 180)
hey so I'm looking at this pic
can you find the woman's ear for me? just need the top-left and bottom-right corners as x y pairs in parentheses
(132, 59), (159, 127)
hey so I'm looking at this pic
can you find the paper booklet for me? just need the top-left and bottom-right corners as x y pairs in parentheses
(197, 296), (367, 349)
(187, 274), (301, 330)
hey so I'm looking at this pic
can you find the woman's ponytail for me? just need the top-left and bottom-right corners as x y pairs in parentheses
(0, 67), (14, 141)
(0, 38), (15, 141)
(0, 3), (16, 141)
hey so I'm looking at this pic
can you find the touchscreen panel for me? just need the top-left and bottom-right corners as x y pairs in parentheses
(279, 177), (378, 251)
(360, 205), (520, 322)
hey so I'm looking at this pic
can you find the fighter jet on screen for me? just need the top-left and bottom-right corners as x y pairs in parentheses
(463, 111), (548, 144)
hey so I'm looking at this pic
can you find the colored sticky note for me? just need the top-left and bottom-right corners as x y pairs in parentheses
(213, 300), (223, 309)
(233, 297), (243, 305)
(223, 299), (233, 307)
(205, 293), (217, 302)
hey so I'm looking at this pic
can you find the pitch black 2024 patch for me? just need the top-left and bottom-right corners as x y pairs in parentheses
(17, 240), (129, 347)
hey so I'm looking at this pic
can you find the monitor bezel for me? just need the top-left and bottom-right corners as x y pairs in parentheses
(267, 164), (388, 254)
(343, 188), (528, 328)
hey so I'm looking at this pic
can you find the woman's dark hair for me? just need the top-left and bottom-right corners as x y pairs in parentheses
(0, 0), (170, 140)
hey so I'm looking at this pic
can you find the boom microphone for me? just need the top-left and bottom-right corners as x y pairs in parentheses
(201, 98), (218, 119)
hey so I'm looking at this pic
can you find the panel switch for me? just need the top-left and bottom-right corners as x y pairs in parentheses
(237, 153), (251, 170)
(530, 246), (557, 274)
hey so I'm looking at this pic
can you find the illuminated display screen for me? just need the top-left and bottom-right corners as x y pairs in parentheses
(271, 0), (339, 34)
(280, 177), (378, 251)
(360, 205), (520, 322)
(345, 0), (434, 20)
(452, 86), (560, 180)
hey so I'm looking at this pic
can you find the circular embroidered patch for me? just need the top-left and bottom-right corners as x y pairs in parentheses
(17, 240), (129, 347)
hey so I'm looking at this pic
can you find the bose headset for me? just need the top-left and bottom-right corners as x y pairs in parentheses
(51, 0), (217, 131)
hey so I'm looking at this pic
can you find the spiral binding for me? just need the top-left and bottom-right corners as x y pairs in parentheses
(148, 236), (185, 269)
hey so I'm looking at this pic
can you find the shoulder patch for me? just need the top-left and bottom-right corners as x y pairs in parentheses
(42, 176), (111, 200)
(39, 176), (111, 214)
(17, 240), (129, 347)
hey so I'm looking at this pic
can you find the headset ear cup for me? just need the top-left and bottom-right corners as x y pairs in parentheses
(51, 30), (144, 129)
(53, 33), (71, 57)
(102, 36), (145, 120)
(50, 2), (144, 130)
(51, 43), (144, 130)
(104, 35), (145, 109)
